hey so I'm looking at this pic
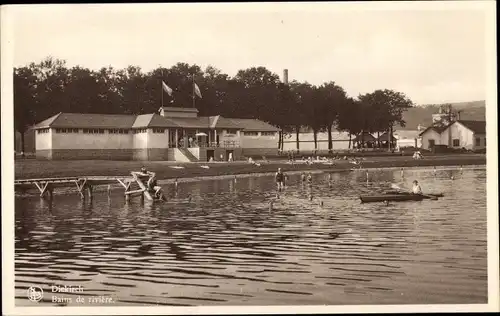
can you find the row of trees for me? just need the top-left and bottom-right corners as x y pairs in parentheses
(14, 57), (414, 153)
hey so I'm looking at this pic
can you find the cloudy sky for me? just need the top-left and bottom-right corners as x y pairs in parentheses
(6, 1), (494, 105)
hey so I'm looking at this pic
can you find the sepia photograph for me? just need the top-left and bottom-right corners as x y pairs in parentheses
(1, 1), (498, 315)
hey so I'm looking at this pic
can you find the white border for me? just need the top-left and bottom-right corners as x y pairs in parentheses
(2, 1), (499, 315)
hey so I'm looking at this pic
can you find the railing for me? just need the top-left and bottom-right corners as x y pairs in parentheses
(168, 140), (241, 149)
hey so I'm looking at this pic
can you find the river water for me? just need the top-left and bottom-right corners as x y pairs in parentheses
(15, 166), (487, 306)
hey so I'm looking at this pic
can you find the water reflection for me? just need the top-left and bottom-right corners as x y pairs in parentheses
(15, 167), (487, 306)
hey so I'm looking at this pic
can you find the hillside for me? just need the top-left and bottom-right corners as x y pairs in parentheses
(397, 100), (486, 130)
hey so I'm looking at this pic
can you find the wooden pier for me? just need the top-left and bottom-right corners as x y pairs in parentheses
(14, 172), (165, 202)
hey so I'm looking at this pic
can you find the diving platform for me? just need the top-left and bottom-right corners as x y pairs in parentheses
(14, 172), (166, 201)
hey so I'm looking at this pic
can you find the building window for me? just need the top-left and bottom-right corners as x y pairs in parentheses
(133, 128), (147, 134)
(82, 128), (105, 134)
(452, 139), (460, 147)
(153, 128), (165, 133)
(109, 129), (129, 134)
(37, 128), (49, 134)
(243, 131), (259, 136)
(55, 128), (79, 133)
(428, 139), (435, 148)
(225, 129), (236, 135)
(475, 137), (481, 146)
(261, 132), (275, 136)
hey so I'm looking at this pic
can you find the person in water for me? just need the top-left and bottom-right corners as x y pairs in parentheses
(300, 172), (306, 182)
(412, 180), (423, 195)
(275, 168), (286, 192)
(307, 173), (313, 186)
(140, 167), (157, 191)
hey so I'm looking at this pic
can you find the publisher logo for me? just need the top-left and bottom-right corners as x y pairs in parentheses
(27, 286), (43, 302)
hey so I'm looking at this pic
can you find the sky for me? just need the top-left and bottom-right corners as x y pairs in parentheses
(6, 1), (495, 105)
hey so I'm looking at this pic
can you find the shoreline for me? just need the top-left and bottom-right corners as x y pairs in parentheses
(14, 154), (486, 196)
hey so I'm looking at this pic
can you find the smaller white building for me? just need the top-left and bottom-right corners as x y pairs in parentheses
(419, 120), (486, 151)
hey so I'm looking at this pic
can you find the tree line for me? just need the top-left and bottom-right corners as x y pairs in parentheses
(14, 56), (414, 153)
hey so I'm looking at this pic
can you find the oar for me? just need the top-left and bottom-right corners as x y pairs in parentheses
(390, 183), (407, 193)
(390, 183), (437, 200)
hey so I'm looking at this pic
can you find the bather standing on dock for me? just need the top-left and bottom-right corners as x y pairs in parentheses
(139, 167), (164, 200)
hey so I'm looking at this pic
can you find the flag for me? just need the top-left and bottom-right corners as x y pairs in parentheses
(194, 82), (202, 98)
(162, 81), (173, 96)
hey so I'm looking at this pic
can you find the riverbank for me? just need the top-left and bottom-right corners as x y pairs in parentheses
(16, 154), (486, 181)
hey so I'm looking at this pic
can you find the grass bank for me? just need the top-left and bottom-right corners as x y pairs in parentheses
(15, 154), (486, 181)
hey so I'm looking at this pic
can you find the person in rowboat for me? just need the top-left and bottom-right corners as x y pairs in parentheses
(412, 180), (423, 195)
(275, 168), (286, 192)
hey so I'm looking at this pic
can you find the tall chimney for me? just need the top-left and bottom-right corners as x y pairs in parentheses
(283, 69), (288, 85)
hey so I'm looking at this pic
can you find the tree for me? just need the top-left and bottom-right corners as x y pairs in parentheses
(14, 66), (38, 154)
(317, 82), (347, 153)
(358, 89), (414, 151)
(16, 56), (418, 157)
(234, 66), (281, 120)
(302, 85), (323, 151)
(30, 57), (71, 120)
(288, 81), (314, 152)
(336, 97), (364, 149)
(234, 67), (285, 148)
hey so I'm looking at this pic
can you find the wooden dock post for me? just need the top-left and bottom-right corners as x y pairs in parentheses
(34, 181), (50, 198)
(15, 175), (161, 202)
(78, 179), (86, 199)
(86, 184), (93, 200)
(131, 172), (153, 201)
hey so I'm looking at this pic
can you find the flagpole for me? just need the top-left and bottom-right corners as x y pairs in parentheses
(192, 74), (196, 108)
(161, 69), (164, 108)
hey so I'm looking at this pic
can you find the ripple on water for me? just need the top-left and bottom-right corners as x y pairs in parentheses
(14, 167), (487, 306)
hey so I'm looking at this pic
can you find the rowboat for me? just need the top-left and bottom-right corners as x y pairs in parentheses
(384, 190), (444, 197)
(359, 192), (444, 203)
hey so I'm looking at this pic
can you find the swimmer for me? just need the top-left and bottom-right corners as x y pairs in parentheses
(300, 172), (306, 183)
(307, 173), (313, 186)
(275, 168), (286, 192)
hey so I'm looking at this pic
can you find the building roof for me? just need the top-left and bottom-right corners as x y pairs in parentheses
(419, 120), (486, 136)
(34, 112), (137, 129)
(377, 131), (397, 142)
(33, 112), (280, 132)
(212, 116), (242, 129)
(418, 125), (448, 136)
(159, 106), (199, 113)
(456, 120), (486, 134)
(226, 118), (280, 132)
(353, 132), (376, 142)
(133, 114), (181, 128)
(167, 117), (211, 129)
